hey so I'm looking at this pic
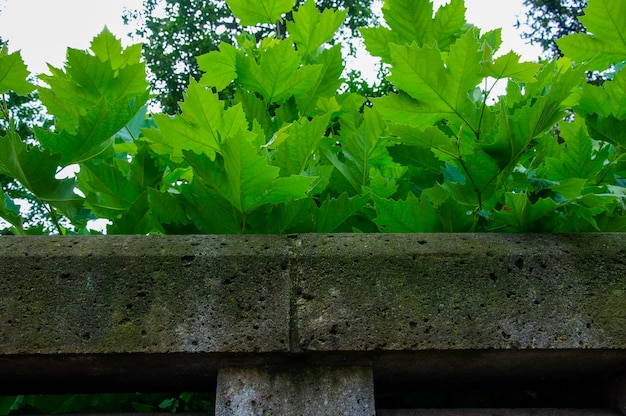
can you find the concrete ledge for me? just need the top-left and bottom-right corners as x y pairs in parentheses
(0, 233), (625, 394)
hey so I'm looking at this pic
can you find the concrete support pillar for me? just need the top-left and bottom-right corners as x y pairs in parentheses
(215, 366), (375, 416)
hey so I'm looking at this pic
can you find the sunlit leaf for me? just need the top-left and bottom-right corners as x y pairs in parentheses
(226, 0), (294, 25)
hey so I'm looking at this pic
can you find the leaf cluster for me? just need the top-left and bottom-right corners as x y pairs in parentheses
(124, 0), (378, 113)
(1, 0), (625, 235)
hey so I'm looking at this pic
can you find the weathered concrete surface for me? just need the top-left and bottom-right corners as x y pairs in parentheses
(293, 233), (626, 351)
(216, 366), (375, 416)
(0, 233), (625, 395)
(0, 235), (293, 354)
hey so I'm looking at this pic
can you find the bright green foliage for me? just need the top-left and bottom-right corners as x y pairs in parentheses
(0, 0), (624, 235)
(556, 0), (626, 70)
(482, 51), (541, 83)
(361, 0), (466, 63)
(143, 80), (242, 162)
(0, 47), (35, 95)
(236, 40), (323, 102)
(226, 0), (295, 25)
(35, 28), (150, 164)
(287, 0), (347, 56)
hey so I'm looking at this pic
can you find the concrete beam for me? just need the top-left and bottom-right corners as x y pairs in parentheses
(1, 233), (625, 395)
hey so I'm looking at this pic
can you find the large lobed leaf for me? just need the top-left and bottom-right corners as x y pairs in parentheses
(0, 47), (34, 95)
(557, 0), (626, 69)
(226, 0), (294, 25)
(287, 0), (346, 56)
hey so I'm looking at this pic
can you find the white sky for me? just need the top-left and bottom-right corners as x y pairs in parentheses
(0, 0), (544, 77)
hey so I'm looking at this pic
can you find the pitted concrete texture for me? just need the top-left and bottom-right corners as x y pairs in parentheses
(216, 366), (375, 416)
(1, 234), (625, 353)
(0, 234), (625, 393)
(293, 233), (626, 351)
(0, 235), (292, 354)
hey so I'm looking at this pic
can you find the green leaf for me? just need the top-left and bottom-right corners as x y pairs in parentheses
(226, 0), (294, 25)
(551, 178), (589, 201)
(236, 40), (322, 103)
(78, 161), (142, 218)
(584, 113), (626, 147)
(77, 145), (161, 219)
(489, 193), (558, 232)
(287, 0), (346, 56)
(362, 0), (466, 63)
(387, 29), (483, 118)
(144, 80), (247, 162)
(540, 118), (604, 181)
(325, 106), (392, 192)
(482, 60), (581, 170)
(185, 129), (313, 213)
(360, 26), (397, 64)
(556, 0), (626, 69)
(37, 29), (149, 157)
(316, 192), (369, 232)
(0, 47), (35, 95)
(373, 92), (443, 127)
(374, 193), (440, 232)
(0, 130), (83, 218)
(482, 51), (541, 83)
(388, 144), (444, 193)
(295, 45), (344, 113)
(247, 198), (314, 233)
(384, 0), (466, 48)
(147, 188), (189, 227)
(107, 191), (165, 235)
(90, 27), (143, 71)
(388, 124), (459, 158)
(432, 0), (467, 47)
(0, 188), (25, 233)
(198, 42), (240, 91)
(269, 114), (331, 176)
(35, 98), (140, 165)
(183, 180), (244, 234)
(578, 68), (626, 119)
(369, 168), (399, 199)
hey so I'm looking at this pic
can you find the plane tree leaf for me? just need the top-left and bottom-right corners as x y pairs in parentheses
(361, 0), (466, 63)
(316, 192), (369, 232)
(144, 80), (248, 162)
(482, 51), (541, 83)
(0, 47), (34, 95)
(35, 98), (140, 165)
(269, 113), (331, 176)
(0, 130), (83, 219)
(287, 0), (346, 56)
(386, 28), (483, 124)
(226, 0), (294, 26)
(236, 40), (322, 103)
(374, 193), (441, 232)
(556, 0), (626, 69)
(185, 129), (314, 216)
(197, 42), (240, 91)
(37, 29), (150, 164)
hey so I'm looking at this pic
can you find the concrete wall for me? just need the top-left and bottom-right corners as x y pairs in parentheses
(1, 234), (625, 411)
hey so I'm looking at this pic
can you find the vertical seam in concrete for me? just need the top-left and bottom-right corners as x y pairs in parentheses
(287, 234), (301, 353)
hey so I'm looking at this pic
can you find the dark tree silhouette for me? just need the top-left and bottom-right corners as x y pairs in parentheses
(517, 0), (587, 57)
